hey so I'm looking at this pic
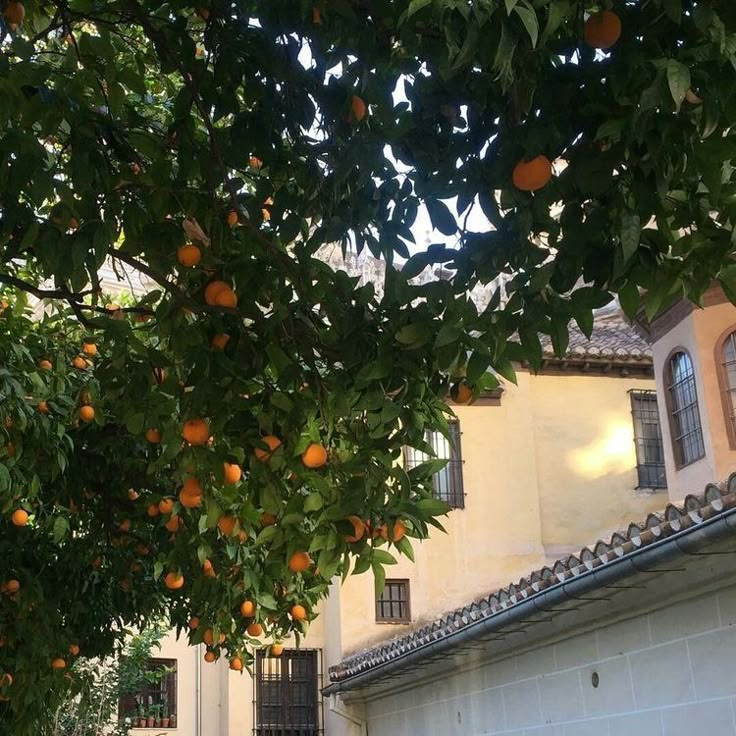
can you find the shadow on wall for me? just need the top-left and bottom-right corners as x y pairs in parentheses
(566, 419), (635, 480)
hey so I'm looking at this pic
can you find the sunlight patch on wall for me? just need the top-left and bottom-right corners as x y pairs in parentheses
(567, 421), (634, 480)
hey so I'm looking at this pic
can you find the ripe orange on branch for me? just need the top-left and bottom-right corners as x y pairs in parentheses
(240, 600), (255, 617)
(288, 551), (312, 573)
(177, 243), (201, 267)
(254, 435), (281, 462)
(164, 571), (185, 590)
(11, 510), (28, 527)
(79, 405), (95, 423)
(512, 156), (552, 192)
(344, 515), (366, 543)
(584, 10), (622, 50)
(182, 418), (209, 446)
(223, 462), (241, 484)
(3, 2), (25, 25)
(291, 604), (307, 621)
(302, 443), (328, 468)
(145, 428), (161, 444)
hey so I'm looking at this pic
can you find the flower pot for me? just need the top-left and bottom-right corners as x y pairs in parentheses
(147, 716), (155, 727)
(155, 717), (162, 727)
(138, 717), (147, 728)
(162, 718), (170, 728)
(170, 716), (177, 727)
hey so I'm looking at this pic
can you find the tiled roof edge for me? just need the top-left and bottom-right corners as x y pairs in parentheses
(326, 474), (736, 689)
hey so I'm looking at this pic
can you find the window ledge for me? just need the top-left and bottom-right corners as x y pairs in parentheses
(634, 487), (668, 495)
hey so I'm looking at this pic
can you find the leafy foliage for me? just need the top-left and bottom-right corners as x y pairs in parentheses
(52, 624), (167, 736)
(1, 0), (736, 731)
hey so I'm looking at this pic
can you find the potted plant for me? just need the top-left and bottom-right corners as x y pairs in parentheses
(146, 705), (155, 728)
(161, 713), (170, 728)
(169, 713), (177, 728)
(137, 702), (147, 728)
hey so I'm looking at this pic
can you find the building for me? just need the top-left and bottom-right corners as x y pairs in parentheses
(123, 297), (685, 735)
(321, 284), (736, 736)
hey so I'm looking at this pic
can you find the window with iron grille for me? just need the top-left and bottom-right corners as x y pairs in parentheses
(629, 390), (667, 489)
(403, 421), (464, 509)
(719, 330), (736, 443)
(376, 579), (411, 623)
(118, 658), (177, 725)
(667, 351), (705, 467)
(254, 649), (322, 736)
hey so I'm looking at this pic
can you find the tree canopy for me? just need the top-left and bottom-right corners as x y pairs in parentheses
(1, 0), (736, 730)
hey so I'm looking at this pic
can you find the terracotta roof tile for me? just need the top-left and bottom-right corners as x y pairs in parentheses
(327, 476), (736, 687)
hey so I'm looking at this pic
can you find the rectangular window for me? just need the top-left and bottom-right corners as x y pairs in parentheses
(254, 649), (322, 736)
(630, 390), (667, 489)
(376, 579), (411, 623)
(403, 422), (465, 509)
(119, 658), (177, 726)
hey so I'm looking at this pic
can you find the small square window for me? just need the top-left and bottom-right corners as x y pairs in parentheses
(376, 579), (411, 623)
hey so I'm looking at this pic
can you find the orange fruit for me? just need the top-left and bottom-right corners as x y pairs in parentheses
(288, 551), (312, 573)
(165, 515), (182, 533)
(135, 543), (150, 556)
(91, 556), (103, 569)
(189, 616), (200, 630)
(212, 333), (230, 349)
(229, 656), (243, 671)
(512, 155), (552, 192)
(291, 604), (307, 621)
(68, 644), (80, 656)
(204, 650), (217, 663)
(177, 243), (201, 267)
(260, 512), (277, 526)
(227, 210), (239, 227)
(72, 356), (87, 370)
(79, 405), (95, 423)
(37, 400), (49, 413)
(39, 359), (52, 371)
(344, 515), (365, 543)
(302, 443), (328, 469)
(254, 435), (282, 462)
(51, 658), (66, 670)
(584, 10), (622, 50)
(164, 571), (185, 590)
(203, 628), (225, 647)
(350, 95), (367, 123)
(11, 509), (28, 527)
(2, 580), (20, 594)
(127, 488), (139, 501)
(130, 561), (142, 574)
(147, 503), (160, 518)
(246, 622), (263, 637)
(204, 280), (230, 306)
(158, 498), (175, 515)
(119, 519), (131, 533)
(82, 342), (97, 357)
(217, 514), (237, 536)
(270, 643), (284, 657)
(182, 418), (209, 446)
(240, 600), (255, 618)
(202, 559), (216, 577)
(145, 428), (161, 444)
(223, 462), (242, 485)
(179, 477), (203, 508)
(312, 7), (321, 24)
(379, 519), (407, 542)
(451, 382), (474, 405)
(249, 156), (262, 169)
(214, 287), (238, 308)
(3, 2), (25, 25)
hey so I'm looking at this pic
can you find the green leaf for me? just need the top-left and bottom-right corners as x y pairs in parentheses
(514, 2), (539, 47)
(619, 280), (641, 319)
(53, 516), (70, 544)
(406, 0), (433, 18)
(505, 0), (519, 14)
(373, 560), (386, 597)
(371, 549), (398, 565)
(467, 351), (491, 383)
(718, 265), (736, 306)
(664, 0), (682, 23)
(620, 211), (641, 263)
(667, 59), (691, 111)
(425, 199), (457, 236)
(416, 497), (451, 516)
(434, 324), (462, 348)
(395, 323), (433, 349)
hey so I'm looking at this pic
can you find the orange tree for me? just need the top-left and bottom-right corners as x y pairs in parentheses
(1, 0), (736, 730)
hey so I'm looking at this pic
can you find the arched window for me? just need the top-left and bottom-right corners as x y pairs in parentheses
(667, 350), (705, 467)
(716, 328), (736, 447)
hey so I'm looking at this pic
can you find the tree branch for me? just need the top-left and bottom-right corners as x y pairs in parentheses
(0, 273), (99, 301)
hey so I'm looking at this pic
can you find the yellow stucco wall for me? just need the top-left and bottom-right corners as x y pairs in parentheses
(335, 368), (665, 656)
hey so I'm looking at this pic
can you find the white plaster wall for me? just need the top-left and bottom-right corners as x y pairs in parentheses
(363, 585), (736, 736)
